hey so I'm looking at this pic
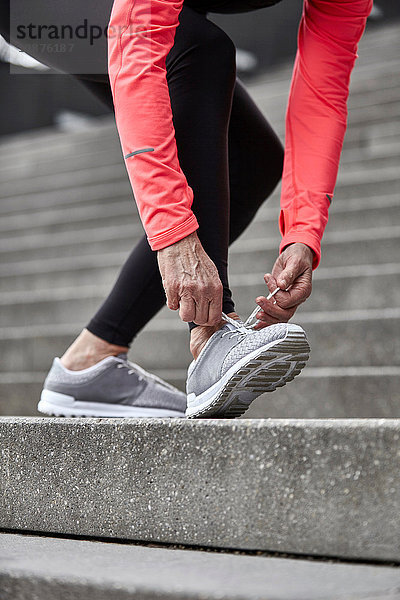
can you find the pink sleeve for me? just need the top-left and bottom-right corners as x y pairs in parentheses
(279, 0), (373, 268)
(107, 0), (199, 251)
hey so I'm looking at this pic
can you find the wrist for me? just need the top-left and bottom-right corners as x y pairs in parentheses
(158, 231), (199, 254)
(283, 242), (314, 264)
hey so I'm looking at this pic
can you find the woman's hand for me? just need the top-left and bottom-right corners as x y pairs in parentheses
(253, 242), (313, 329)
(157, 232), (223, 326)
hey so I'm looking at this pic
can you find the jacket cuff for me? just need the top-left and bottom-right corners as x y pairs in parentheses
(148, 213), (199, 251)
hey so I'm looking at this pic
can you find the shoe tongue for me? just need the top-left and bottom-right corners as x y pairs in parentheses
(116, 352), (128, 360)
(221, 321), (248, 335)
(223, 322), (239, 332)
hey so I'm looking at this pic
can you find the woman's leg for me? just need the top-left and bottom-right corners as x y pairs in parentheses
(81, 8), (239, 356)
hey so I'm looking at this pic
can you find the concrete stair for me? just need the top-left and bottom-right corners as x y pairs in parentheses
(0, 21), (399, 417)
(1, 417), (400, 563)
(2, 531), (400, 600)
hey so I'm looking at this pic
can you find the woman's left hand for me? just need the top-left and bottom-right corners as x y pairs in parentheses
(252, 242), (314, 329)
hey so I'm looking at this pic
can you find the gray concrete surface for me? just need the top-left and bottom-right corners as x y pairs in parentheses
(1, 418), (400, 562)
(2, 533), (400, 600)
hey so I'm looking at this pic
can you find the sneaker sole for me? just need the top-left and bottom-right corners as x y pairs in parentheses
(38, 390), (185, 418)
(186, 324), (310, 419)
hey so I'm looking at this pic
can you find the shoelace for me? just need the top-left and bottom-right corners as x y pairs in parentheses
(116, 362), (144, 381)
(116, 357), (180, 393)
(220, 306), (260, 339)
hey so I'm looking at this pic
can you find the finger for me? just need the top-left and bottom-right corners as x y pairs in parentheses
(193, 298), (211, 326)
(207, 295), (223, 327)
(259, 274), (288, 308)
(255, 299), (296, 322)
(276, 270), (312, 308)
(263, 271), (311, 310)
(204, 280), (223, 326)
(179, 295), (196, 323)
(252, 311), (281, 329)
(272, 255), (308, 293)
(164, 284), (179, 311)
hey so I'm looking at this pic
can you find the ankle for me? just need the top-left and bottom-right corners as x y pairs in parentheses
(60, 329), (129, 371)
(190, 312), (240, 360)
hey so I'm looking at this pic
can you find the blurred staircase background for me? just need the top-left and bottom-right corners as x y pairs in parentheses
(0, 20), (399, 417)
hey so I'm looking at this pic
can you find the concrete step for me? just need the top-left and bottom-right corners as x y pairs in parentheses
(3, 533), (400, 600)
(0, 116), (119, 164)
(0, 108), (397, 188)
(0, 98), (400, 192)
(1, 367), (400, 420)
(1, 196), (399, 263)
(0, 184), (397, 242)
(2, 130), (399, 200)
(0, 162), (129, 199)
(0, 261), (119, 292)
(0, 149), (397, 217)
(2, 214), (400, 289)
(251, 56), (400, 102)
(0, 144), (122, 184)
(0, 190), (398, 257)
(232, 226), (400, 272)
(246, 367), (400, 419)
(0, 221), (143, 257)
(1, 309), (399, 372)
(248, 194), (400, 240)
(0, 181), (132, 217)
(0, 226), (138, 264)
(1, 262), (399, 328)
(233, 264), (400, 314)
(230, 230), (400, 275)
(263, 104), (400, 148)
(256, 84), (400, 127)
(0, 198), (135, 236)
(1, 418), (400, 561)
(341, 119), (400, 151)
(1, 216), (397, 266)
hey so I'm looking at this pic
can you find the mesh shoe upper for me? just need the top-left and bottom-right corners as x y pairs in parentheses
(186, 315), (289, 397)
(44, 353), (186, 413)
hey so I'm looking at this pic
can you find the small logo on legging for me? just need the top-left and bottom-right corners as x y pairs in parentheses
(326, 194), (332, 204)
(124, 148), (154, 159)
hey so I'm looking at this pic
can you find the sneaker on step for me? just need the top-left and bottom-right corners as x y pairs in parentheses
(38, 353), (186, 418)
(186, 311), (310, 418)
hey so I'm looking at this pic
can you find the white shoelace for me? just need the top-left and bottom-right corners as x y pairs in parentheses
(221, 306), (260, 339)
(117, 362), (144, 381)
(116, 356), (180, 393)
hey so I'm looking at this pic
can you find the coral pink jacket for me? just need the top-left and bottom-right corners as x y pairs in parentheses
(108, 0), (373, 268)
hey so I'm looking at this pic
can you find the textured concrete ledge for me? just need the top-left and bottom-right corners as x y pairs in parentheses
(2, 533), (400, 600)
(1, 418), (400, 562)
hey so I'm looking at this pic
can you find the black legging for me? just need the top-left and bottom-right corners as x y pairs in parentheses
(2, 0), (284, 346)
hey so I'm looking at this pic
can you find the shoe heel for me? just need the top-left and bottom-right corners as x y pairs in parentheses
(38, 389), (76, 417)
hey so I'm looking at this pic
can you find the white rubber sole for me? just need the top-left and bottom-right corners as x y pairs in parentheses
(186, 324), (310, 419)
(38, 389), (185, 418)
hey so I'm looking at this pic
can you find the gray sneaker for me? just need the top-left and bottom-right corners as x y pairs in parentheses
(38, 353), (186, 418)
(186, 312), (310, 418)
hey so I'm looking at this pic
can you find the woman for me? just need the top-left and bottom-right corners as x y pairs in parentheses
(3, 0), (372, 418)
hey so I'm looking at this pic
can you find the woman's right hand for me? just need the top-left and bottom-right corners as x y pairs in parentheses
(157, 232), (223, 326)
